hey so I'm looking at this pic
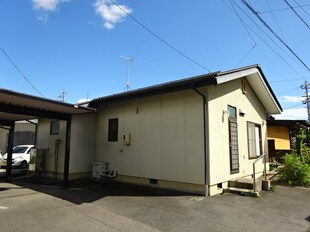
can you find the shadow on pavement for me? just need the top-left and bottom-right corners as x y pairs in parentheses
(1, 175), (196, 205)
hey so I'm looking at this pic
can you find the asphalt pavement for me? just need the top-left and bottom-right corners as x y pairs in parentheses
(0, 177), (309, 232)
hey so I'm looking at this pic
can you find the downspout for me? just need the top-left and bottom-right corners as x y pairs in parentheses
(63, 115), (72, 188)
(192, 86), (209, 195)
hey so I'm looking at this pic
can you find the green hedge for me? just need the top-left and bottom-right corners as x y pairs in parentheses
(280, 153), (310, 186)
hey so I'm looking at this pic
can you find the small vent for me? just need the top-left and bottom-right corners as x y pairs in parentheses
(242, 79), (247, 94)
(217, 183), (223, 189)
(149, 179), (158, 184)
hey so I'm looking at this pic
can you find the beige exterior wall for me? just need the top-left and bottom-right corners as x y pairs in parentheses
(267, 126), (290, 150)
(69, 114), (96, 177)
(36, 113), (96, 180)
(95, 90), (205, 185)
(36, 119), (67, 177)
(207, 78), (267, 186)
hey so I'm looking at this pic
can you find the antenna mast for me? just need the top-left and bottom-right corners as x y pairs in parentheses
(120, 56), (134, 91)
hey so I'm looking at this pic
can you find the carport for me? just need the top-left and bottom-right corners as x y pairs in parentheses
(0, 88), (95, 187)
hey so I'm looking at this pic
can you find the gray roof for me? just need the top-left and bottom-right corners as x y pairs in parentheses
(89, 64), (282, 114)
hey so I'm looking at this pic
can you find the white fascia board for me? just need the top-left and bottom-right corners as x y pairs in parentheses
(216, 68), (258, 85)
(216, 67), (281, 114)
(246, 72), (281, 114)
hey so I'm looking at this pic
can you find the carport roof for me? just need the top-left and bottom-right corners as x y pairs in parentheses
(0, 88), (96, 123)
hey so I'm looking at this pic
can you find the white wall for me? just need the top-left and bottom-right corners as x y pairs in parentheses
(69, 114), (96, 175)
(36, 119), (66, 175)
(207, 78), (267, 185)
(36, 113), (96, 179)
(95, 90), (205, 185)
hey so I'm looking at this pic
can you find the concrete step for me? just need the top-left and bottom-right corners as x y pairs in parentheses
(228, 179), (253, 190)
(224, 187), (260, 197)
(228, 176), (263, 192)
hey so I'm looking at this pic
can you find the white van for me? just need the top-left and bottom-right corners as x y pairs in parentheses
(1, 145), (36, 169)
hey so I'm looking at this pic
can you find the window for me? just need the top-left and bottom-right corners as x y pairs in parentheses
(228, 105), (239, 173)
(108, 118), (118, 142)
(50, 121), (60, 135)
(247, 122), (262, 159)
(228, 105), (237, 119)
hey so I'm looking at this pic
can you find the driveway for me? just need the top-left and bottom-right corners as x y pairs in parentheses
(0, 178), (309, 232)
(0, 167), (28, 178)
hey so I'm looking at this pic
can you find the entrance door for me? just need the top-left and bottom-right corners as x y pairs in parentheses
(228, 106), (239, 173)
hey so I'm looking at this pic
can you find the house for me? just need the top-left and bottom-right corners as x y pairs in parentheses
(267, 118), (310, 161)
(35, 64), (282, 196)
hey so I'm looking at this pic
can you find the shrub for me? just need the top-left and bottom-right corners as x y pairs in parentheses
(280, 153), (310, 186)
(301, 145), (310, 165)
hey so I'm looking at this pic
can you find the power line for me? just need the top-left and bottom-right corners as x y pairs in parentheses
(109, 0), (210, 72)
(266, 0), (286, 39)
(282, 0), (310, 30)
(241, 0), (310, 72)
(0, 48), (45, 97)
(283, 103), (304, 109)
(226, 0), (256, 67)
(292, 0), (310, 18)
(234, 44), (256, 67)
(225, 0), (307, 80)
(269, 78), (301, 83)
(258, 3), (310, 14)
(228, 0), (256, 45)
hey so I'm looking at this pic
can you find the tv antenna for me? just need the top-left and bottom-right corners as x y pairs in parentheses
(120, 56), (134, 91)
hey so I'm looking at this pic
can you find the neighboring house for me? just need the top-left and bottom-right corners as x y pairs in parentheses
(0, 120), (36, 155)
(36, 64), (282, 196)
(267, 118), (310, 161)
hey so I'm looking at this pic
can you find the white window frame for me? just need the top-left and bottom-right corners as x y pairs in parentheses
(247, 122), (262, 159)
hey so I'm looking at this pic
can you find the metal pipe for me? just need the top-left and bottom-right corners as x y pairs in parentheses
(264, 154), (267, 181)
(63, 116), (72, 188)
(253, 163), (256, 192)
(54, 139), (61, 180)
(192, 87), (208, 190)
(5, 122), (15, 183)
(252, 153), (266, 191)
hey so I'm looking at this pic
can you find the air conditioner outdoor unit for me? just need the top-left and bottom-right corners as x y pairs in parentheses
(92, 162), (104, 179)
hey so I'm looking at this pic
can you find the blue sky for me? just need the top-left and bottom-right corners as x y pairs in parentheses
(0, 0), (310, 119)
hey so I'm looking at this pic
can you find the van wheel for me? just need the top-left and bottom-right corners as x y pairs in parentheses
(20, 161), (27, 169)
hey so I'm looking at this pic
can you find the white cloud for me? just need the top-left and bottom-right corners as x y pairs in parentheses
(94, 0), (132, 29)
(32, 0), (69, 22)
(282, 96), (304, 103)
(273, 108), (307, 120)
(32, 0), (69, 11)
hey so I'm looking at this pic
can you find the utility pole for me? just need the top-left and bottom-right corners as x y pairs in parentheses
(58, 90), (68, 102)
(120, 56), (134, 91)
(301, 81), (310, 122)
